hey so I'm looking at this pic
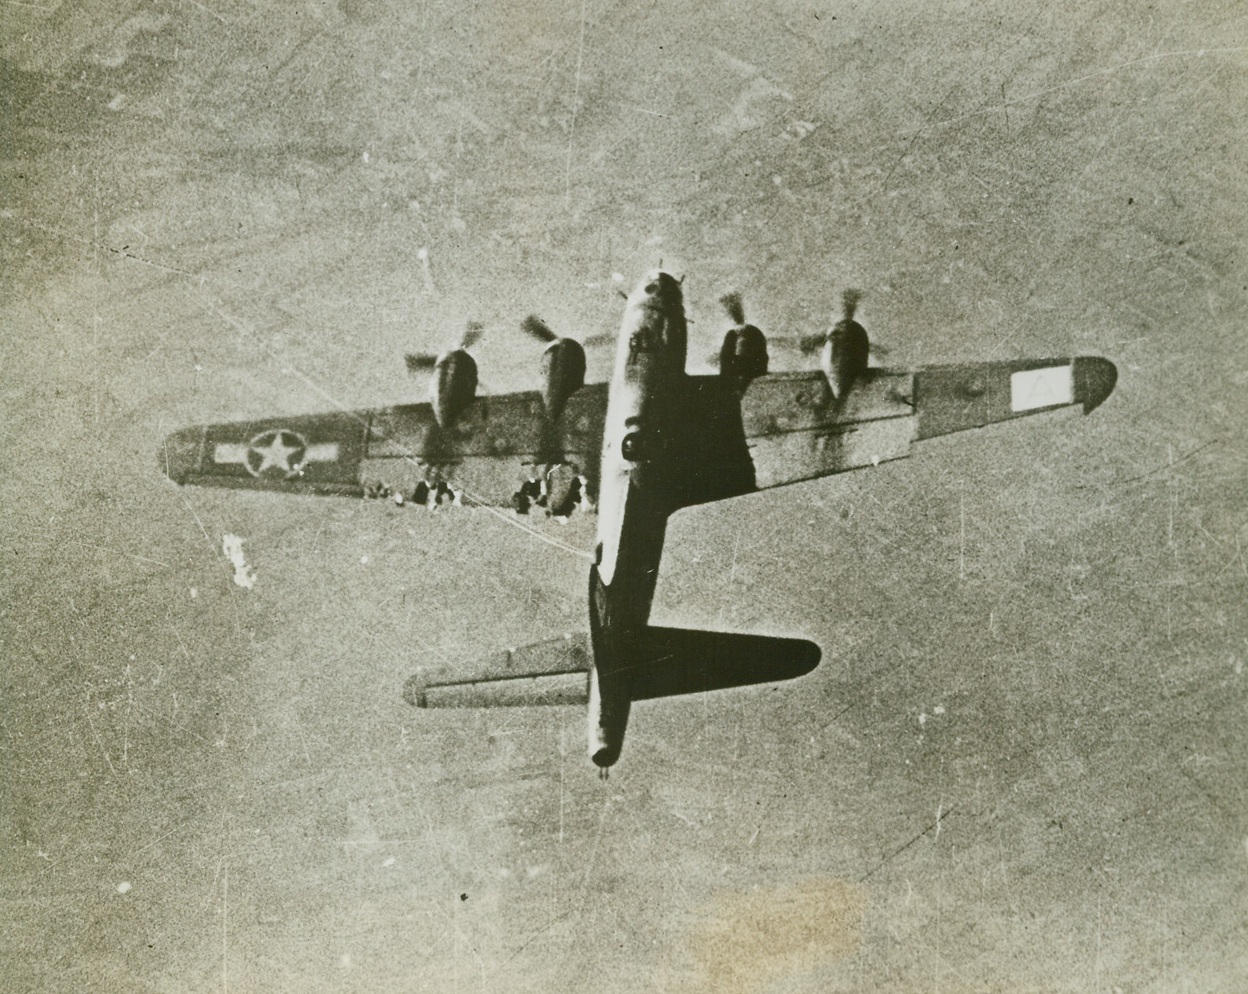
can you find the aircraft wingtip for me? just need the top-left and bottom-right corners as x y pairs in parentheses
(1074, 356), (1117, 414)
(158, 427), (204, 485)
(402, 675), (430, 708)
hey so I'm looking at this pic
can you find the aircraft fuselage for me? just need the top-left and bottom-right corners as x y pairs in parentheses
(587, 272), (688, 768)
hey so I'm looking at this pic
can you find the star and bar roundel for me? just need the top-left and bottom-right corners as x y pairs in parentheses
(213, 428), (330, 479)
(197, 413), (369, 488)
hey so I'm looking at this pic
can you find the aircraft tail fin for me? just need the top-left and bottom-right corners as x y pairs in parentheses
(627, 626), (820, 700)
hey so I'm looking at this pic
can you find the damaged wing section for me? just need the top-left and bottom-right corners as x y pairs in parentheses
(158, 385), (609, 508)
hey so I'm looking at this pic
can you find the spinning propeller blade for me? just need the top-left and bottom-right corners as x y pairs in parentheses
(795, 289), (867, 354)
(840, 288), (862, 323)
(459, 320), (485, 350)
(521, 315), (615, 349)
(719, 291), (746, 327)
(407, 320), (485, 374)
(520, 315), (559, 344)
(798, 333), (826, 354)
(405, 352), (437, 372)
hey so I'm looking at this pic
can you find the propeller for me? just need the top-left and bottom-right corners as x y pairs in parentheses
(792, 290), (862, 354)
(796, 331), (827, 355)
(789, 290), (888, 359)
(405, 320), (485, 373)
(706, 291), (752, 366)
(583, 330), (618, 349)
(824, 288), (870, 401)
(460, 319), (485, 350)
(520, 315), (559, 344)
(404, 352), (437, 373)
(712, 290), (769, 381)
(522, 314), (588, 418)
(720, 290), (746, 327)
(523, 314), (617, 350)
(840, 288), (862, 323)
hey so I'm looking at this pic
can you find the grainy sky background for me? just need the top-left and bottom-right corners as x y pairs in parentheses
(2, 1), (1246, 991)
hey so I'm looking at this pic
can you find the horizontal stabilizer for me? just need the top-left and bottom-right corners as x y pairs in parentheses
(403, 627), (819, 708)
(405, 632), (590, 708)
(406, 670), (589, 708)
(627, 626), (820, 700)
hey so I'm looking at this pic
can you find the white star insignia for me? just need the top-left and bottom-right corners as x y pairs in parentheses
(246, 430), (307, 478)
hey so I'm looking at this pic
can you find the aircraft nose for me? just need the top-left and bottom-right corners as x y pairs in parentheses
(636, 271), (681, 307)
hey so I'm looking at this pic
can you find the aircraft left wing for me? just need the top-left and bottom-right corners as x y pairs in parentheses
(670, 356), (1116, 509)
(159, 384), (609, 510)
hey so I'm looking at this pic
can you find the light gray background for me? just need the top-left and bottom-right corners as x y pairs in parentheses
(3, 1), (1245, 991)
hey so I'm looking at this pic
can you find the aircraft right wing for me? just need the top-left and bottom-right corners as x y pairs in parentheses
(670, 356), (1117, 509)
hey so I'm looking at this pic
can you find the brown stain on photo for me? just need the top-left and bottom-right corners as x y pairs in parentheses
(678, 878), (866, 993)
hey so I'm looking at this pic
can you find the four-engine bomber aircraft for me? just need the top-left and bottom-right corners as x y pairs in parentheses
(161, 271), (1117, 770)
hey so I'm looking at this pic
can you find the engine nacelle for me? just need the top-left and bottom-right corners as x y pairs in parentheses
(431, 349), (478, 427)
(539, 337), (586, 420)
(719, 323), (769, 385)
(821, 316), (868, 401)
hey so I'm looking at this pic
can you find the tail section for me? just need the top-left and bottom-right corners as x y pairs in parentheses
(404, 626), (820, 769)
(589, 625), (821, 768)
(588, 663), (631, 769)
